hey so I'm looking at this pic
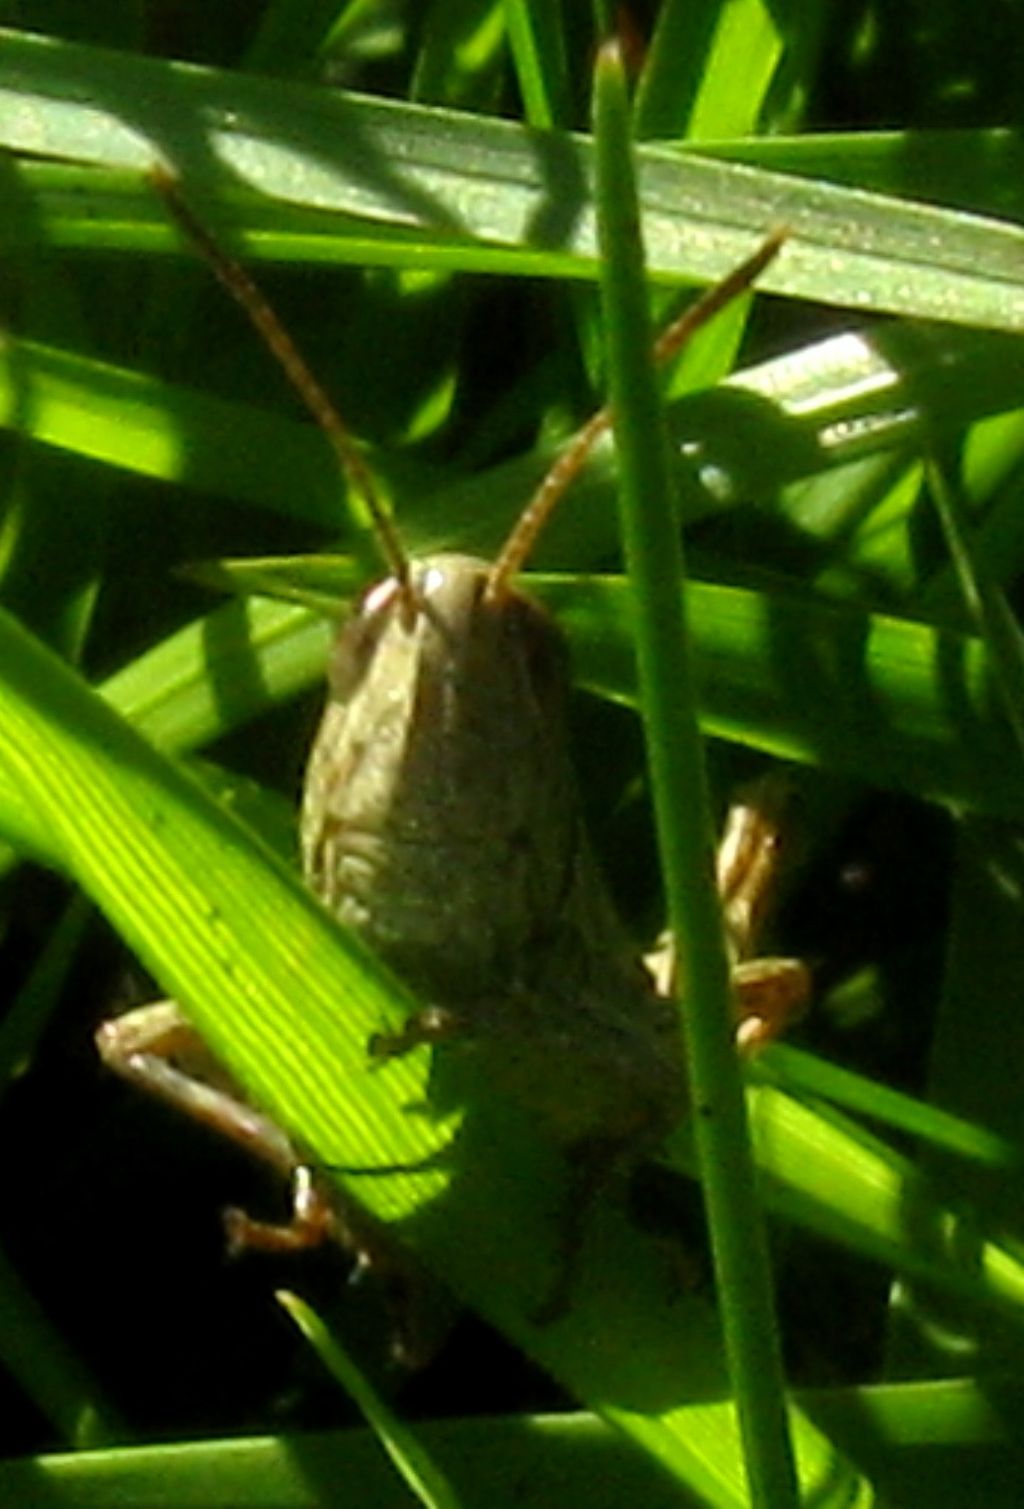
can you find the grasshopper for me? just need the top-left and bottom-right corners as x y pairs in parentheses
(97, 173), (807, 1346)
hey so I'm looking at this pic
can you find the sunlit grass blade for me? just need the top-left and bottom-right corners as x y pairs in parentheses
(690, 128), (1024, 225)
(0, 602), (442, 1202)
(4, 596), (1024, 1496)
(502, 0), (570, 129)
(0, 332), (364, 528)
(1, 1377), (1017, 1505)
(3, 28), (1024, 328)
(7, 315), (1024, 578)
(0, 511), (874, 1505)
(542, 575), (1024, 821)
(757, 1045), (1021, 1170)
(642, 0), (783, 141)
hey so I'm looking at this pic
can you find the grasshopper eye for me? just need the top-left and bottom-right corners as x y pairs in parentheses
(328, 576), (401, 697)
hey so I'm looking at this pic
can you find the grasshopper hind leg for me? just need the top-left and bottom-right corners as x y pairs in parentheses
(95, 1000), (340, 1251)
(96, 999), (449, 1366)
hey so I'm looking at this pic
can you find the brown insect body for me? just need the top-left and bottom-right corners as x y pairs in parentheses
(302, 553), (685, 1149)
(97, 184), (798, 1342)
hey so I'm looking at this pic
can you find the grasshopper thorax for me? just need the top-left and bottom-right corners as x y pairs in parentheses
(302, 553), (580, 1004)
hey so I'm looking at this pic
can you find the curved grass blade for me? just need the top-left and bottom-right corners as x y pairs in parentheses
(2, 600), (1023, 1497)
(0, 553), (873, 1503)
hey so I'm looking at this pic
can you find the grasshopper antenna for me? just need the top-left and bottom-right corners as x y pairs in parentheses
(485, 227), (788, 603)
(150, 165), (411, 593)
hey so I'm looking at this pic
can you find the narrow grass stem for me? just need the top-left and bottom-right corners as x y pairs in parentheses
(592, 39), (798, 1508)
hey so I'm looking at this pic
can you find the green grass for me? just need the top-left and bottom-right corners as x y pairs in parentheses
(2, 3), (1024, 1505)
